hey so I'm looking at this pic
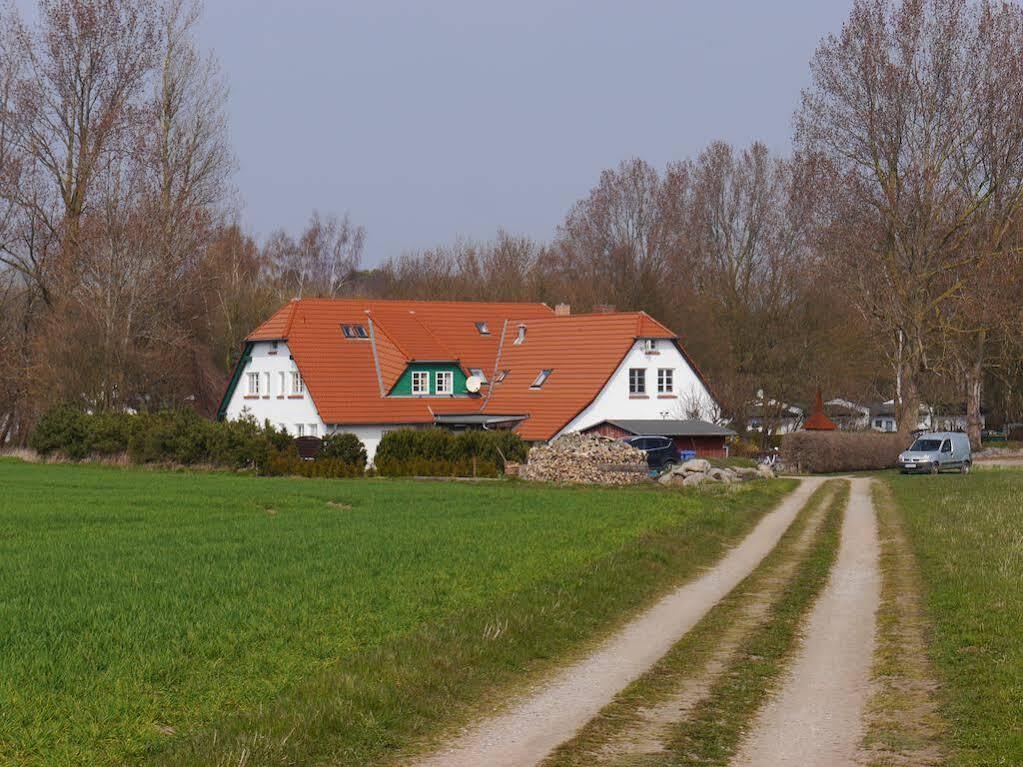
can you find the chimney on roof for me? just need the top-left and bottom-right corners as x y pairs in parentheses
(554, 303), (571, 316)
(593, 303), (615, 314)
(515, 323), (527, 344)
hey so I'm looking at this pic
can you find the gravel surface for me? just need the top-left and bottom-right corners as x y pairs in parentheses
(412, 478), (826, 767)
(731, 477), (880, 767)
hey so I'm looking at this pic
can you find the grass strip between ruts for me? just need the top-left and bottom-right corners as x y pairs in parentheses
(542, 479), (846, 767)
(658, 479), (847, 766)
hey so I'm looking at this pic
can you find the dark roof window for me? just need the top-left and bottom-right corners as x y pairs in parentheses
(342, 324), (368, 339)
(496, 369), (509, 383)
(474, 321), (490, 335)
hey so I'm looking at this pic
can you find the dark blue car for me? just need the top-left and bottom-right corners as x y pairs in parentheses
(624, 435), (681, 472)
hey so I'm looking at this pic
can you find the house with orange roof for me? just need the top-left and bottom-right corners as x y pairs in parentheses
(218, 298), (722, 461)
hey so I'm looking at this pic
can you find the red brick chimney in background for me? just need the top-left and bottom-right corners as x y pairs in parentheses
(554, 303), (571, 316)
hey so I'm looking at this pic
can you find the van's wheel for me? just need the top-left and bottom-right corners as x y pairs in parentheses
(662, 460), (676, 474)
(931, 462), (940, 474)
(961, 460), (971, 474)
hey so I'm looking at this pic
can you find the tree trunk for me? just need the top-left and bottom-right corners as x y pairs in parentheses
(896, 359), (921, 435)
(965, 329), (986, 450)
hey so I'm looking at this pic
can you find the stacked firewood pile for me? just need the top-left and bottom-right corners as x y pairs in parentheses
(522, 433), (648, 485)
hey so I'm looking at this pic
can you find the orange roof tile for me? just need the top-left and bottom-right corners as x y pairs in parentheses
(236, 300), (703, 439)
(479, 312), (677, 440)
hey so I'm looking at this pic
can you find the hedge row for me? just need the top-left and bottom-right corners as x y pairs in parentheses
(375, 457), (501, 478)
(780, 431), (907, 473)
(374, 428), (526, 470)
(28, 406), (366, 474)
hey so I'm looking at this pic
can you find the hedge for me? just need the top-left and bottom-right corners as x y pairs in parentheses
(780, 431), (907, 473)
(374, 428), (526, 474)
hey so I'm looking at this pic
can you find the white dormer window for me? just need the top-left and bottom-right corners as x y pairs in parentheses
(246, 372), (260, 395)
(530, 369), (552, 389)
(412, 370), (430, 395)
(514, 324), (526, 344)
(474, 321), (490, 335)
(291, 371), (304, 395)
(436, 370), (453, 395)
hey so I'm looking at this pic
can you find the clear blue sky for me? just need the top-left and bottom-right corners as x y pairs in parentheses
(200, 1), (850, 264)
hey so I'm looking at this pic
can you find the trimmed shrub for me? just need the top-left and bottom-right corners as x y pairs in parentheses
(375, 456), (500, 478)
(319, 432), (367, 469)
(259, 446), (365, 478)
(781, 431), (907, 473)
(29, 405), (92, 459)
(375, 428), (526, 475)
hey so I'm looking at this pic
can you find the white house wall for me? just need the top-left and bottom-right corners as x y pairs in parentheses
(224, 341), (327, 437)
(557, 339), (717, 437)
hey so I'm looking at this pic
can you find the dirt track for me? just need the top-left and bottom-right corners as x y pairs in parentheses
(731, 477), (880, 767)
(412, 478), (826, 767)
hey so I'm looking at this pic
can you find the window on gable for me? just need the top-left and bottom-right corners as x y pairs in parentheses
(629, 368), (646, 395)
(291, 371), (304, 395)
(643, 339), (657, 353)
(530, 369), (552, 389)
(474, 321), (490, 335)
(341, 324), (368, 339)
(278, 372), (286, 395)
(657, 368), (674, 394)
(436, 370), (454, 395)
(411, 370), (430, 395)
(263, 372), (271, 395)
(468, 367), (487, 383)
(246, 372), (260, 395)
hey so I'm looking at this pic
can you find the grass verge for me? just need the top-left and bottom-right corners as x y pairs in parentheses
(0, 459), (794, 767)
(543, 479), (847, 767)
(861, 482), (945, 766)
(884, 470), (1023, 766)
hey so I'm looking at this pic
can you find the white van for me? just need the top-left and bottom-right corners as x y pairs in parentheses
(898, 431), (972, 474)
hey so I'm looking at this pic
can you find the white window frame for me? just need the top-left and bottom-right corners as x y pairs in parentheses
(644, 339), (657, 353)
(530, 369), (552, 389)
(657, 368), (673, 394)
(411, 370), (430, 395)
(435, 370), (454, 395)
(278, 372), (286, 395)
(308, 424), (318, 437)
(246, 371), (260, 395)
(629, 368), (646, 395)
(263, 372), (271, 396)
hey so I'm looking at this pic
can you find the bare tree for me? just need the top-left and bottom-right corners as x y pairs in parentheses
(797, 0), (1023, 434)
(266, 211), (365, 298)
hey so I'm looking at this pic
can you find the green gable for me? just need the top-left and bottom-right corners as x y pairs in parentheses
(390, 363), (469, 396)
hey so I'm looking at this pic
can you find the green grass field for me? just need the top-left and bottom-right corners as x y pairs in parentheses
(886, 469), (1023, 766)
(0, 459), (792, 767)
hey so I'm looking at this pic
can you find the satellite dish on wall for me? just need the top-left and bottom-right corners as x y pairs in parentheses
(465, 376), (482, 393)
